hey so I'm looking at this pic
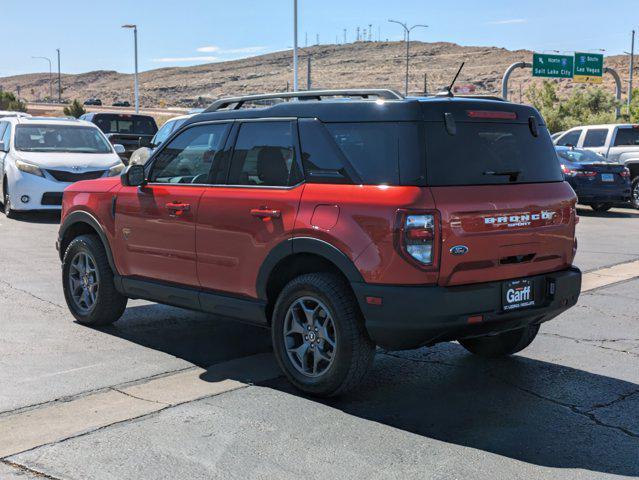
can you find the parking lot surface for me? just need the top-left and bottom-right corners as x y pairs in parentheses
(0, 206), (638, 479)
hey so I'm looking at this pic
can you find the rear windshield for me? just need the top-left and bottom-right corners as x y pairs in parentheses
(557, 148), (610, 164)
(424, 122), (563, 186)
(93, 115), (157, 135)
(14, 125), (112, 153)
(614, 128), (639, 146)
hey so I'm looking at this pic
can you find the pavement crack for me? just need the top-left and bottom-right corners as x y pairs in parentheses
(0, 279), (64, 310)
(585, 389), (639, 412)
(110, 387), (169, 406)
(0, 459), (62, 479)
(541, 332), (639, 357)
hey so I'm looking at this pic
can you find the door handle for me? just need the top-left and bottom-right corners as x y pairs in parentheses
(250, 208), (281, 219)
(166, 202), (191, 216)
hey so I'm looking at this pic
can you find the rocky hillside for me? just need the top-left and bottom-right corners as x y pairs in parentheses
(0, 41), (632, 107)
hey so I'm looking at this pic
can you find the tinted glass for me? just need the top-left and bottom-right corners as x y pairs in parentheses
(0, 122), (6, 145)
(614, 128), (639, 146)
(424, 122), (563, 186)
(14, 125), (112, 153)
(298, 119), (353, 184)
(2, 123), (11, 146)
(152, 120), (175, 146)
(557, 130), (582, 146)
(150, 123), (230, 183)
(93, 115), (158, 135)
(557, 148), (610, 163)
(583, 129), (608, 147)
(228, 121), (299, 186)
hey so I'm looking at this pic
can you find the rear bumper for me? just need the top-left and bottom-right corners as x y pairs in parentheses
(352, 267), (581, 350)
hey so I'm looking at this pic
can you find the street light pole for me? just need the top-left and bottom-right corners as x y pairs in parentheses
(122, 24), (139, 113)
(629, 30), (635, 111)
(293, 0), (299, 92)
(32, 56), (52, 100)
(388, 20), (428, 96)
(56, 49), (62, 103)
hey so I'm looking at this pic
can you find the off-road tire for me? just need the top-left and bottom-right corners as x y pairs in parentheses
(272, 273), (375, 397)
(62, 234), (127, 326)
(459, 324), (540, 358)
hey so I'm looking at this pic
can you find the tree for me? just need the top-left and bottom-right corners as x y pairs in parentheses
(0, 91), (27, 112)
(63, 100), (86, 118)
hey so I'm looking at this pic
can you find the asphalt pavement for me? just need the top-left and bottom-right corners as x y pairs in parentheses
(0, 205), (637, 479)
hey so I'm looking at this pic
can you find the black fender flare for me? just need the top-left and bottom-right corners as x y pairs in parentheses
(58, 210), (118, 274)
(256, 237), (364, 300)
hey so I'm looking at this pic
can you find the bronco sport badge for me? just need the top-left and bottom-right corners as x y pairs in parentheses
(484, 210), (556, 228)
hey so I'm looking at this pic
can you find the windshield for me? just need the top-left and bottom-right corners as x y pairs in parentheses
(14, 125), (113, 153)
(557, 148), (609, 163)
(93, 115), (158, 135)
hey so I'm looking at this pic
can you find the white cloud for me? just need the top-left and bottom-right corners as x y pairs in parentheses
(196, 45), (268, 55)
(152, 56), (219, 63)
(487, 18), (528, 25)
(196, 46), (220, 53)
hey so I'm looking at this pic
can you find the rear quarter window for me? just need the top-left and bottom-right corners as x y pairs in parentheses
(424, 122), (563, 186)
(614, 128), (639, 146)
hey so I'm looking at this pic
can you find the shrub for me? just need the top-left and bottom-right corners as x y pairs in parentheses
(63, 100), (86, 118)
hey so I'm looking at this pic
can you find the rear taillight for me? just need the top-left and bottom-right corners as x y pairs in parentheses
(466, 110), (518, 120)
(621, 168), (631, 178)
(397, 210), (440, 269)
(562, 165), (596, 178)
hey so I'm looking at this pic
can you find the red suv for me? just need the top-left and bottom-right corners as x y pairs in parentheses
(57, 90), (582, 396)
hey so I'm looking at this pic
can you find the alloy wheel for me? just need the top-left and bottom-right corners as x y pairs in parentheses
(633, 181), (639, 209)
(283, 296), (337, 378)
(68, 251), (100, 314)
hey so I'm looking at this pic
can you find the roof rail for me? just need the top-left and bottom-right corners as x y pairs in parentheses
(204, 89), (404, 112)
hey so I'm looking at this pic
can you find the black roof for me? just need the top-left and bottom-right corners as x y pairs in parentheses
(185, 96), (544, 126)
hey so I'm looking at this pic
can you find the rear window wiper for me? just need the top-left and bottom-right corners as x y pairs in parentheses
(483, 170), (521, 182)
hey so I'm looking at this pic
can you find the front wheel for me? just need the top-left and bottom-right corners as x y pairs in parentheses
(591, 203), (612, 213)
(62, 234), (127, 326)
(632, 177), (639, 210)
(459, 325), (540, 358)
(3, 181), (16, 219)
(271, 273), (375, 397)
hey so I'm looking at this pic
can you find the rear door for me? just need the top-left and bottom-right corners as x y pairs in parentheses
(423, 110), (576, 287)
(581, 127), (610, 157)
(114, 122), (230, 287)
(607, 126), (639, 163)
(196, 119), (304, 299)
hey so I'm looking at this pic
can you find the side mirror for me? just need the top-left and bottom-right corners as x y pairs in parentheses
(0, 141), (6, 153)
(121, 164), (146, 187)
(138, 137), (152, 148)
(129, 147), (152, 166)
(113, 144), (126, 154)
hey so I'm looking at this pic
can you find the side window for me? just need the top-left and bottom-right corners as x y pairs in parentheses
(0, 122), (7, 145)
(152, 120), (175, 146)
(583, 129), (608, 148)
(614, 128), (639, 146)
(298, 118), (353, 184)
(557, 129), (582, 147)
(149, 123), (230, 184)
(227, 121), (300, 186)
(2, 123), (11, 147)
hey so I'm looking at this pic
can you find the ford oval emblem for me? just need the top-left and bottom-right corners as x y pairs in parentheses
(450, 245), (469, 256)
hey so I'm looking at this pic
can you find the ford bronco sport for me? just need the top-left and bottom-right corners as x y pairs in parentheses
(57, 89), (582, 396)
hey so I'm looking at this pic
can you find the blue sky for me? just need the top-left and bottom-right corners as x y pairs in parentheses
(0, 0), (636, 77)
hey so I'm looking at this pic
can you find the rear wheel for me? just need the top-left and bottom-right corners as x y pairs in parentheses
(632, 177), (639, 209)
(591, 203), (612, 213)
(459, 325), (540, 358)
(62, 234), (127, 326)
(271, 273), (375, 397)
(3, 179), (16, 219)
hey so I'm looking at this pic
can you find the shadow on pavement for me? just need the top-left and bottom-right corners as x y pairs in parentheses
(577, 206), (639, 218)
(96, 303), (639, 477)
(5, 210), (62, 224)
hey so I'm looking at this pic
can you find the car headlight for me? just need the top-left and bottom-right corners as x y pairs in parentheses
(108, 162), (126, 177)
(15, 160), (44, 177)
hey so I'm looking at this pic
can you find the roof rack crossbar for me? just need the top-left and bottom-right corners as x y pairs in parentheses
(204, 89), (403, 112)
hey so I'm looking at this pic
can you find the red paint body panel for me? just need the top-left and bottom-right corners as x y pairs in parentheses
(196, 185), (304, 298)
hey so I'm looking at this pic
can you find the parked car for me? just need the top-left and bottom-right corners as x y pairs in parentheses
(554, 124), (639, 208)
(0, 117), (125, 218)
(0, 111), (31, 119)
(550, 131), (565, 142)
(129, 114), (193, 166)
(83, 99), (102, 106)
(112, 101), (131, 107)
(556, 146), (631, 212)
(80, 112), (158, 162)
(57, 90), (581, 396)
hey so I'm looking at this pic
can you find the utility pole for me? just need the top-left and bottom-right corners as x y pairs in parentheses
(356, 27), (360, 42)
(423, 72), (428, 95)
(122, 24), (140, 113)
(305, 32), (308, 47)
(629, 30), (635, 111)
(56, 48), (62, 103)
(343, 28), (347, 44)
(307, 55), (312, 90)
(293, 0), (299, 92)
(32, 56), (53, 100)
(368, 24), (372, 41)
(316, 33), (319, 45)
(388, 20), (428, 96)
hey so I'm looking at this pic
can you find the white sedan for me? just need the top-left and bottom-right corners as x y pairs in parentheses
(0, 116), (125, 217)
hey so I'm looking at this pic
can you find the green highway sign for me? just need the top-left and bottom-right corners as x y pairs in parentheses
(574, 52), (604, 84)
(532, 53), (574, 79)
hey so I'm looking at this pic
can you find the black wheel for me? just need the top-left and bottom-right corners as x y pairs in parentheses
(632, 177), (639, 210)
(459, 325), (540, 358)
(3, 179), (16, 219)
(62, 234), (127, 326)
(271, 273), (375, 397)
(591, 203), (612, 213)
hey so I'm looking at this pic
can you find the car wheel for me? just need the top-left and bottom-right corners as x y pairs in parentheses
(459, 325), (540, 358)
(632, 177), (639, 209)
(3, 180), (16, 219)
(62, 234), (127, 326)
(272, 273), (375, 397)
(591, 203), (612, 212)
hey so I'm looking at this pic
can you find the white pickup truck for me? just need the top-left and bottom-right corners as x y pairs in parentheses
(554, 124), (639, 208)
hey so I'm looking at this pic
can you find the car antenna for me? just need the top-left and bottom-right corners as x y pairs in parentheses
(438, 62), (465, 97)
